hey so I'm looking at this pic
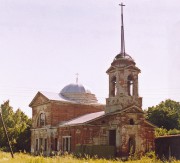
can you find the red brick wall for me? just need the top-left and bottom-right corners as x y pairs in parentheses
(58, 125), (102, 152)
(51, 102), (104, 126)
(58, 111), (155, 156)
(32, 101), (104, 128)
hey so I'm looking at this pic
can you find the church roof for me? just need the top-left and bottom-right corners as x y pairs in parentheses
(29, 90), (101, 107)
(29, 80), (100, 106)
(40, 91), (69, 102)
(29, 91), (70, 106)
(59, 111), (105, 127)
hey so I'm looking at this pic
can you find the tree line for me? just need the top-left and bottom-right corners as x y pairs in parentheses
(145, 99), (180, 136)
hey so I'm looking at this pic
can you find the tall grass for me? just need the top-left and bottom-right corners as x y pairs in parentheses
(0, 151), (180, 163)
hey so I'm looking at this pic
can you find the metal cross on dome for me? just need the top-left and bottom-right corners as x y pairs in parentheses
(76, 73), (79, 84)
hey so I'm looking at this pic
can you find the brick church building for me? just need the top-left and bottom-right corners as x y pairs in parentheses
(29, 3), (155, 157)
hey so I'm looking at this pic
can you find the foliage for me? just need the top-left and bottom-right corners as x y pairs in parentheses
(0, 151), (179, 163)
(168, 128), (180, 135)
(0, 101), (31, 152)
(145, 99), (180, 130)
(155, 128), (168, 137)
(155, 128), (180, 137)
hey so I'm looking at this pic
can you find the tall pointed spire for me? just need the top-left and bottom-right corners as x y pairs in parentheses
(119, 3), (126, 57)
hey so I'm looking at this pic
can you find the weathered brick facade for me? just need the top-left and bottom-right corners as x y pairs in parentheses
(29, 91), (104, 155)
(29, 53), (155, 157)
(29, 3), (155, 157)
(57, 107), (155, 157)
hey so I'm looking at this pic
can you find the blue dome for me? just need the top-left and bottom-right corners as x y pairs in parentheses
(60, 83), (91, 94)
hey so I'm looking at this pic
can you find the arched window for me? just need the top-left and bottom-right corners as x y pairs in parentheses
(37, 113), (46, 127)
(127, 75), (134, 96)
(111, 76), (117, 97)
(130, 119), (134, 125)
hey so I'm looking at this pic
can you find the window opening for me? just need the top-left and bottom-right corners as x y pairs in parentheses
(35, 139), (38, 151)
(111, 76), (117, 97)
(39, 138), (43, 152)
(44, 139), (47, 151)
(130, 119), (134, 125)
(37, 113), (46, 127)
(63, 136), (71, 152)
(40, 113), (45, 126)
(101, 120), (105, 124)
(55, 138), (58, 151)
(109, 130), (116, 146)
(128, 75), (134, 96)
(51, 138), (53, 151)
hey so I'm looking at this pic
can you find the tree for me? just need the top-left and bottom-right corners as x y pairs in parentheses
(0, 101), (31, 152)
(0, 101), (14, 150)
(145, 99), (180, 130)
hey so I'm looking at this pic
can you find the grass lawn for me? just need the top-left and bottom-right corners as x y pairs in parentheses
(0, 151), (179, 163)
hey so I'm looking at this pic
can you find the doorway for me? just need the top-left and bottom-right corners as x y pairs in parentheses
(109, 130), (116, 146)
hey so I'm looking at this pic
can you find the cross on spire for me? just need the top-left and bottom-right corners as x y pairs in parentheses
(119, 2), (126, 57)
(75, 73), (79, 84)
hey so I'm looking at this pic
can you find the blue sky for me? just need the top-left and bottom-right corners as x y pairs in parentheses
(0, 0), (180, 117)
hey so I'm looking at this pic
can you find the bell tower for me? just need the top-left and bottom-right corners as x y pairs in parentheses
(105, 3), (142, 113)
